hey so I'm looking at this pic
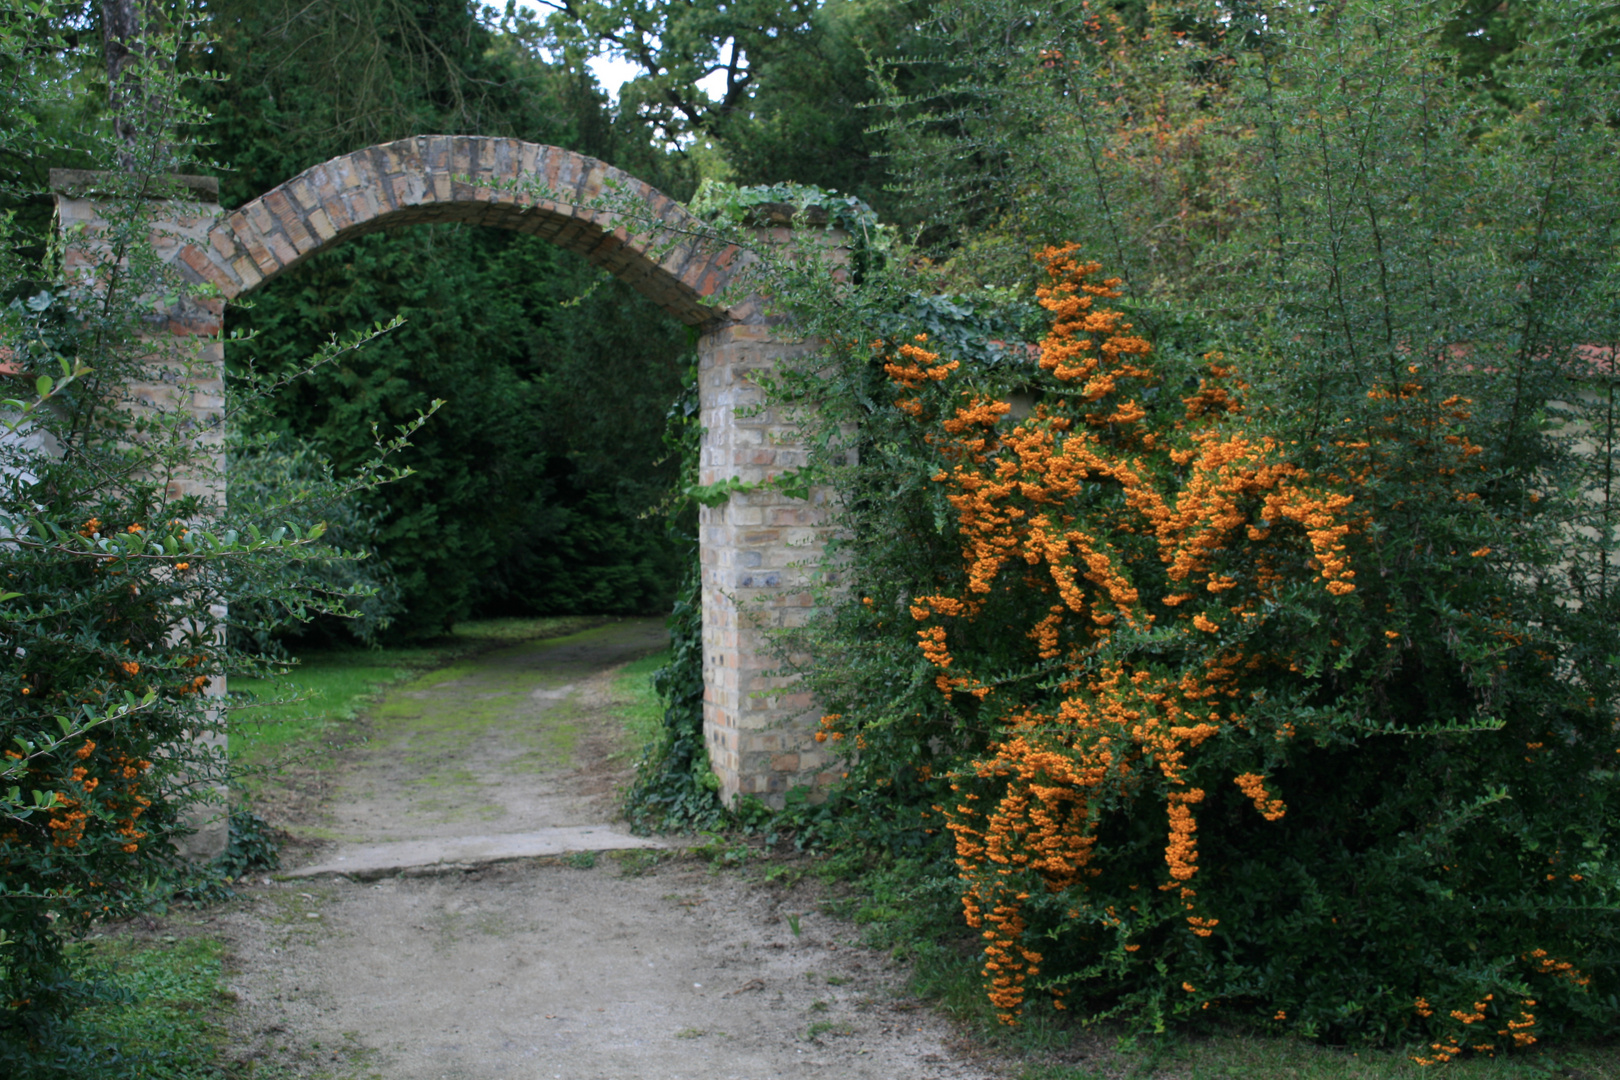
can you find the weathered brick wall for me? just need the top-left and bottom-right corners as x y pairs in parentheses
(695, 221), (847, 806)
(55, 138), (844, 814)
(52, 170), (227, 504)
(697, 295), (841, 805)
(152, 135), (744, 326)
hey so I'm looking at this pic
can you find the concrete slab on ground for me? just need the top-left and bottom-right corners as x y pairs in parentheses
(286, 825), (668, 880)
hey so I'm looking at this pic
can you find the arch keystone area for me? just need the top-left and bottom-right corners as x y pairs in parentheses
(53, 137), (841, 818)
(161, 136), (744, 325)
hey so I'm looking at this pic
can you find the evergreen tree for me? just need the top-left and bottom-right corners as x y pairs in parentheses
(197, 0), (694, 638)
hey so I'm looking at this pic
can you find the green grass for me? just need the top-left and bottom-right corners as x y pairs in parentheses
(228, 615), (605, 773)
(0, 933), (232, 1079)
(80, 935), (230, 1074)
(610, 648), (669, 752)
(230, 657), (402, 768)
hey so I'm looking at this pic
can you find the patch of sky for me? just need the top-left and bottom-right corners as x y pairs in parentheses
(508, 1), (731, 105)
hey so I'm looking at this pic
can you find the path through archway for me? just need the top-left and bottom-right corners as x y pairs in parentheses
(54, 136), (836, 809)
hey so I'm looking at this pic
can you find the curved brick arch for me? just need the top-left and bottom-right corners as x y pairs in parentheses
(172, 136), (741, 325)
(55, 140), (837, 822)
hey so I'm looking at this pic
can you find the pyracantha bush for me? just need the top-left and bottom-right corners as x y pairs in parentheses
(804, 247), (1620, 1053)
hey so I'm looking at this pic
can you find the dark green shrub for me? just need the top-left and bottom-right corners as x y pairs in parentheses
(758, 0), (1620, 1054)
(623, 370), (726, 832)
(0, 11), (425, 1053)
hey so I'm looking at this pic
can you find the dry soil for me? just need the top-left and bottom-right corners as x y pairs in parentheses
(214, 618), (1006, 1080)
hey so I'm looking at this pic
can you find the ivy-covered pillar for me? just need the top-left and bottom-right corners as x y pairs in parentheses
(696, 212), (844, 807)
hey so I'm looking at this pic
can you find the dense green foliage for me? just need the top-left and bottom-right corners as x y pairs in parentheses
(619, 352), (728, 831)
(0, 4), (422, 1058)
(199, 0), (688, 204)
(227, 428), (402, 647)
(623, 565), (726, 832)
(201, 0), (695, 639)
(728, 0), (1620, 1055)
(227, 225), (691, 638)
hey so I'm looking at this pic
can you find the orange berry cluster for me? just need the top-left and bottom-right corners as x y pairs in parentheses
(38, 739), (153, 854)
(876, 246), (1361, 1023)
(1411, 994), (1539, 1065)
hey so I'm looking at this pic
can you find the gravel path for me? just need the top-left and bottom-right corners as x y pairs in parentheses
(215, 619), (1003, 1080)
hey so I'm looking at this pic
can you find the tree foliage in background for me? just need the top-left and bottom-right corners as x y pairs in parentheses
(0, 4), (104, 255)
(516, 0), (940, 221)
(197, 0), (696, 638)
(228, 428), (402, 650)
(198, 0), (694, 205)
(510, 0), (817, 147)
(710, 0), (924, 219)
(755, 0), (1620, 1053)
(226, 225), (691, 638)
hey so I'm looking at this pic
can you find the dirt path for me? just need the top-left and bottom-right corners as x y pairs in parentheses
(217, 618), (1003, 1079)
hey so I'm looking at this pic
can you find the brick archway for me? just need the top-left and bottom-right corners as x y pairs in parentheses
(54, 136), (836, 816)
(173, 136), (743, 324)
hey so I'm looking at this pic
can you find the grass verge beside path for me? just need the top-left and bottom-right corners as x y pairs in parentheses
(2, 930), (232, 1080)
(609, 648), (669, 757)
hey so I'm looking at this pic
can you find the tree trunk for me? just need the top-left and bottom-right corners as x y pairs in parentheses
(102, 0), (157, 171)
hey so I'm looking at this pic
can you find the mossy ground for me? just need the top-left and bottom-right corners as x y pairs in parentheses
(288, 618), (666, 843)
(9, 616), (652, 1079)
(228, 615), (606, 793)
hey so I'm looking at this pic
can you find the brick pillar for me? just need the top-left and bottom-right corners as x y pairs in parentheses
(53, 170), (227, 491)
(697, 224), (844, 806)
(53, 170), (230, 861)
